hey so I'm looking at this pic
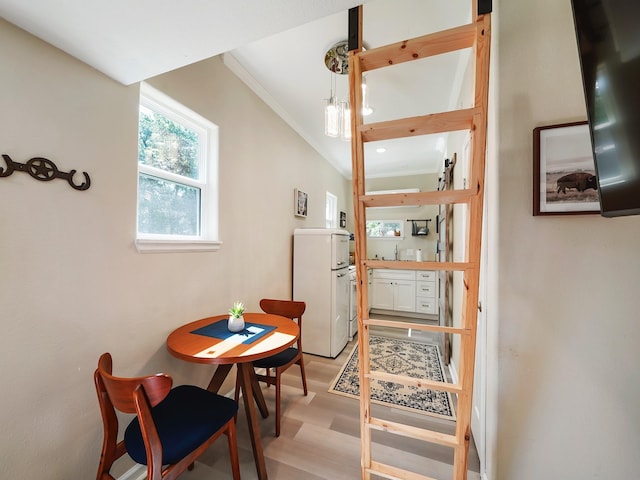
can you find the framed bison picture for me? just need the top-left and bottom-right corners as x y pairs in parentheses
(533, 121), (600, 215)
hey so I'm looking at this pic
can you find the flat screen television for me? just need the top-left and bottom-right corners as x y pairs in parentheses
(570, 0), (640, 217)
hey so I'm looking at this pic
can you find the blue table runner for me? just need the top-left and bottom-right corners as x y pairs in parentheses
(191, 319), (276, 345)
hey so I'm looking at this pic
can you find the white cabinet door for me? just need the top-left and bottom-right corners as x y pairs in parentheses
(416, 297), (438, 314)
(416, 281), (437, 298)
(417, 271), (437, 282)
(393, 280), (416, 312)
(372, 279), (394, 310)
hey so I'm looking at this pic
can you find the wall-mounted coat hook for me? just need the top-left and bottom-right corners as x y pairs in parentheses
(0, 154), (91, 191)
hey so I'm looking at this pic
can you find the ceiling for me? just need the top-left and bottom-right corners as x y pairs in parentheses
(0, 0), (472, 179)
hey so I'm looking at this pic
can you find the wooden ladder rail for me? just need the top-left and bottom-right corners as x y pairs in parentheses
(348, 3), (491, 479)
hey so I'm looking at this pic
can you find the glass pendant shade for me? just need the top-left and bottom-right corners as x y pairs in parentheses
(324, 96), (340, 137)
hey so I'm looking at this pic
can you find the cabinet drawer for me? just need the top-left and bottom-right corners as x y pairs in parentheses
(417, 271), (436, 282)
(416, 299), (437, 314)
(372, 269), (416, 281)
(416, 281), (436, 298)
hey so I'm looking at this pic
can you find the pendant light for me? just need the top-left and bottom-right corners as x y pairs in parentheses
(324, 41), (348, 138)
(323, 40), (372, 139)
(324, 73), (340, 137)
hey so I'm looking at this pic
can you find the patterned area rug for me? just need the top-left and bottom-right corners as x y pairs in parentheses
(328, 336), (455, 419)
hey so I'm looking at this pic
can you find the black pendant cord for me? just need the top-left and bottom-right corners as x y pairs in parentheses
(0, 154), (91, 191)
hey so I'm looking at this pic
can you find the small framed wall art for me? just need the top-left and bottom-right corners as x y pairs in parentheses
(533, 121), (600, 216)
(294, 188), (308, 217)
(340, 211), (346, 228)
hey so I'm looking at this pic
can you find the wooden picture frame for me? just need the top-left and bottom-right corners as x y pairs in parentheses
(339, 211), (346, 228)
(294, 188), (308, 217)
(533, 121), (600, 216)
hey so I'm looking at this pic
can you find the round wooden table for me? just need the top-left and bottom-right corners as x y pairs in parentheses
(167, 312), (299, 480)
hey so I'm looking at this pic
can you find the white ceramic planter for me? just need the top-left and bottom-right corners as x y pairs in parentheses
(227, 315), (245, 332)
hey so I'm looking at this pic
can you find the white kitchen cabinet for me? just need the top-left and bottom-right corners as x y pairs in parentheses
(416, 270), (438, 315)
(372, 278), (394, 310)
(371, 270), (416, 312)
(416, 271), (437, 282)
(394, 280), (416, 311)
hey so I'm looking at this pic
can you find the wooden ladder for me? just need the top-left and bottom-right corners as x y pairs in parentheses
(348, 2), (491, 479)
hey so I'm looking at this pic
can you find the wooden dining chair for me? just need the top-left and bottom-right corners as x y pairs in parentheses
(237, 298), (307, 437)
(94, 352), (240, 480)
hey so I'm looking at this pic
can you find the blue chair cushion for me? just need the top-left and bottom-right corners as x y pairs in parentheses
(124, 384), (238, 465)
(253, 347), (299, 369)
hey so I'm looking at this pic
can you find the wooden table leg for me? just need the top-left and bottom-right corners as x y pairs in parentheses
(238, 362), (269, 480)
(250, 366), (269, 418)
(206, 364), (233, 393)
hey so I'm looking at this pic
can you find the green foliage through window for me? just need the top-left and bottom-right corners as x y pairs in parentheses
(138, 106), (200, 179)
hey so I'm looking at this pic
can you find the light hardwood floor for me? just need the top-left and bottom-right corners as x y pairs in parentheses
(191, 321), (481, 480)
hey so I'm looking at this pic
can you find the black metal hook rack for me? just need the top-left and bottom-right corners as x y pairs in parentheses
(0, 154), (91, 191)
(407, 219), (431, 236)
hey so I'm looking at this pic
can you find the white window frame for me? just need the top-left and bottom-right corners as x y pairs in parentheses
(135, 83), (220, 253)
(326, 191), (338, 228)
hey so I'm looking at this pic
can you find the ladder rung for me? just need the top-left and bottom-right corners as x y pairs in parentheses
(368, 461), (439, 480)
(364, 318), (470, 336)
(367, 370), (463, 394)
(368, 417), (460, 448)
(361, 188), (475, 208)
(359, 22), (477, 72)
(362, 260), (477, 272)
(359, 108), (478, 143)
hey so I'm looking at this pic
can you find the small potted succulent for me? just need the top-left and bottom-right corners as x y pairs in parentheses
(227, 301), (245, 332)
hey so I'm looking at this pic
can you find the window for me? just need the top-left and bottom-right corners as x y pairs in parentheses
(366, 220), (404, 238)
(135, 83), (219, 253)
(326, 192), (337, 228)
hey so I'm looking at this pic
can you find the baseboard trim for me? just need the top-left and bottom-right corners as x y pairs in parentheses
(117, 464), (146, 480)
(448, 358), (459, 385)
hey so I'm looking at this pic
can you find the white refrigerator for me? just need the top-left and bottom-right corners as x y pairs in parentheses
(293, 228), (350, 358)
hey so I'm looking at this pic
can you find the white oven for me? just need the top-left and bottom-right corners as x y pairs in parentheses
(348, 266), (358, 340)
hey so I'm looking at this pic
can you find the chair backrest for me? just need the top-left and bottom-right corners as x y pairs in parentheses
(96, 352), (172, 414)
(259, 298), (306, 348)
(94, 353), (174, 478)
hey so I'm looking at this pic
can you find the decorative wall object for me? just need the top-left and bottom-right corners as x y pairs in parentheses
(294, 188), (308, 217)
(1, 154), (91, 191)
(533, 121), (599, 215)
(340, 211), (346, 228)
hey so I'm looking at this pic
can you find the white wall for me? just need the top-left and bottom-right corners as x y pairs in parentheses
(494, 1), (640, 478)
(0, 19), (349, 478)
